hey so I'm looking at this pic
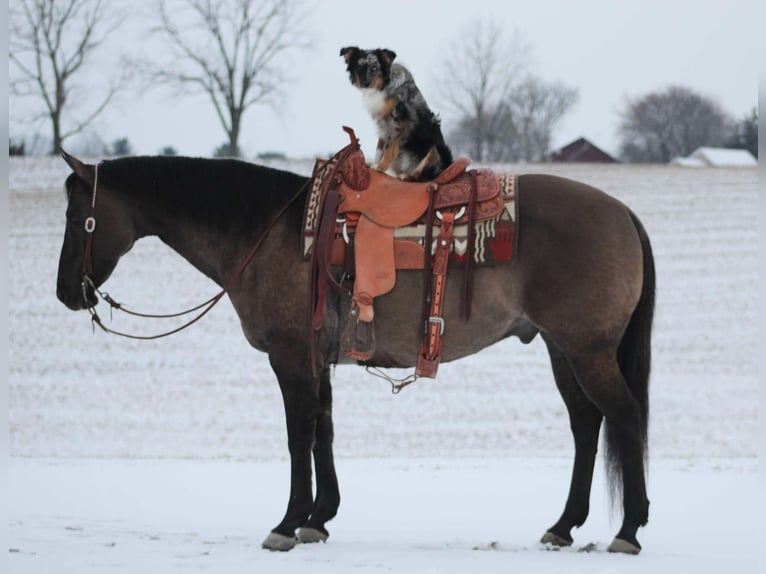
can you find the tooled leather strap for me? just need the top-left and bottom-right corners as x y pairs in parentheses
(461, 170), (479, 320)
(311, 185), (343, 331)
(416, 209), (456, 378)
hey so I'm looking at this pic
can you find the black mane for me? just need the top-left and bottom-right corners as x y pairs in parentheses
(94, 156), (310, 234)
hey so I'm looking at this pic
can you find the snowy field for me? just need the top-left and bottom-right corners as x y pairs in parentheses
(8, 156), (760, 572)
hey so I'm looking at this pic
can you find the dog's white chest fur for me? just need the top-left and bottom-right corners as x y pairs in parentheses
(360, 88), (386, 117)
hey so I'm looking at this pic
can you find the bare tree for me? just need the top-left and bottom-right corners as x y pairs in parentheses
(437, 16), (531, 161)
(507, 77), (579, 162)
(447, 103), (520, 162)
(446, 76), (578, 163)
(618, 85), (735, 162)
(9, 0), (125, 154)
(438, 17), (577, 163)
(725, 107), (758, 159)
(152, 0), (311, 157)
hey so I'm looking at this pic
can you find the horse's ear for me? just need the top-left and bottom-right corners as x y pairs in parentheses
(61, 150), (95, 184)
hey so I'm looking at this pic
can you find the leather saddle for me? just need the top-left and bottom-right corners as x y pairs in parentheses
(310, 127), (504, 377)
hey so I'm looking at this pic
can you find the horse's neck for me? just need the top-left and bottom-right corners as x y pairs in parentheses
(122, 166), (302, 292)
(149, 214), (249, 288)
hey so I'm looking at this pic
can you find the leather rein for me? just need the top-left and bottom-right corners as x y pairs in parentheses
(80, 162), (310, 340)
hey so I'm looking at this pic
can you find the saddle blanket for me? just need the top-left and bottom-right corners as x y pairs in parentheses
(303, 159), (518, 267)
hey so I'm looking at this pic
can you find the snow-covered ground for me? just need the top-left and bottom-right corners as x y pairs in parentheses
(8, 157), (760, 572)
(9, 458), (759, 573)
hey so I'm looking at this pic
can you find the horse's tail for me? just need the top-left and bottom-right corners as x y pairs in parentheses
(605, 209), (655, 502)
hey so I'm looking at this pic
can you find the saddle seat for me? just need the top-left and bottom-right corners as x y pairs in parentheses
(336, 157), (503, 227)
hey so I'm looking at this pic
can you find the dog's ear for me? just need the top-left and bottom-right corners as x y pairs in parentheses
(377, 49), (397, 67)
(340, 46), (359, 64)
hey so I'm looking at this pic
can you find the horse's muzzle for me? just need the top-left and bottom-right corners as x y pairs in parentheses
(56, 279), (98, 310)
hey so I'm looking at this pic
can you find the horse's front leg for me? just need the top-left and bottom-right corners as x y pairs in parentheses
(297, 366), (340, 543)
(261, 354), (320, 551)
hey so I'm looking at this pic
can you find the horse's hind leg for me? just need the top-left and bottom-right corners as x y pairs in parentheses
(567, 348), (649, 554)
(297, 367), (340, 543)
(541, 335), (603, 548)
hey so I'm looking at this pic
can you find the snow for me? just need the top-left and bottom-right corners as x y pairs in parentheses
(672, 147), (757, 167)
(9, 458), (760, 573)
(669, 156), (706, 167)
(8, 157), (760, 572)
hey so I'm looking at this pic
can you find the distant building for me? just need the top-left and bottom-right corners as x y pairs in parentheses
(548, 137), (618, 163)
(670, 147), (757, 167)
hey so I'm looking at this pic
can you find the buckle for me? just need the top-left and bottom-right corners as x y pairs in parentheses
(428, 316), (445, 336)
(435, 206), (466, 221)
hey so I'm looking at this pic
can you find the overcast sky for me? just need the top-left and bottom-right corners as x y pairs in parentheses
(9, 0), (761, 159)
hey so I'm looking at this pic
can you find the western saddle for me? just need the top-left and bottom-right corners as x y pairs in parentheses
(310, 127), (506, 379)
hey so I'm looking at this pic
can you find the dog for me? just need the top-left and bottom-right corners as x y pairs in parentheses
(340, 46), (453, 182)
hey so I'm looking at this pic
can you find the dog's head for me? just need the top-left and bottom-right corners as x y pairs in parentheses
(340, 46), (397, 91)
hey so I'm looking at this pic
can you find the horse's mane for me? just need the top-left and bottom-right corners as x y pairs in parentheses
(95, 156), (310, 234)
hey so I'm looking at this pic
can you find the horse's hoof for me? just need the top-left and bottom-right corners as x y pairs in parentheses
(541, 530), (572, 547)
(297, 527), (329, 544)
(607, 537), (641, 555)
(261, 531), (298, 551)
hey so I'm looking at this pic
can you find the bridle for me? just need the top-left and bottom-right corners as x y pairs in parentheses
(81, 162), (100, 279)
(79, 161), (310, 340)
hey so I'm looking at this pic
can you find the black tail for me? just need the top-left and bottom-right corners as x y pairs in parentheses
(605, 210), (655, 501)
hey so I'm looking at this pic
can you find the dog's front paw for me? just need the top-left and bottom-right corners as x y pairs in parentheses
(369, 162), (380, 171)
(397, 173), (411, 181)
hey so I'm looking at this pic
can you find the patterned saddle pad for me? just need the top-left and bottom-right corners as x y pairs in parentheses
(303, 159), (518, 267)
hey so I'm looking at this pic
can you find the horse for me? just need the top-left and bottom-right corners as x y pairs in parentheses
(56, 149), (655, 555)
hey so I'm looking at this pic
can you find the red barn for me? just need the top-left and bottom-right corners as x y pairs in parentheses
(548, 137), (618, 163)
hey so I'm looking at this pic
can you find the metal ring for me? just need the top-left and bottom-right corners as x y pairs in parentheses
(342, 221), (349, 244)
(84, 217), (96, 233)
(435, 207), (466, 221)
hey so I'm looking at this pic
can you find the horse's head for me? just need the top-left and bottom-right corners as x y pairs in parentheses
(57, 153), (137, 310)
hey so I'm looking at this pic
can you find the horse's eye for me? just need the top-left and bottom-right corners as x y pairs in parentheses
(67, 212), (82, 227)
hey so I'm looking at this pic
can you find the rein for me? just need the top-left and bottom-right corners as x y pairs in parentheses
(81, 162), (311, 340)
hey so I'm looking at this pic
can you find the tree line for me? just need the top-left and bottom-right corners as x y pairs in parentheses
(9, 0), (757, 161)
(618, 87), (757, 162)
